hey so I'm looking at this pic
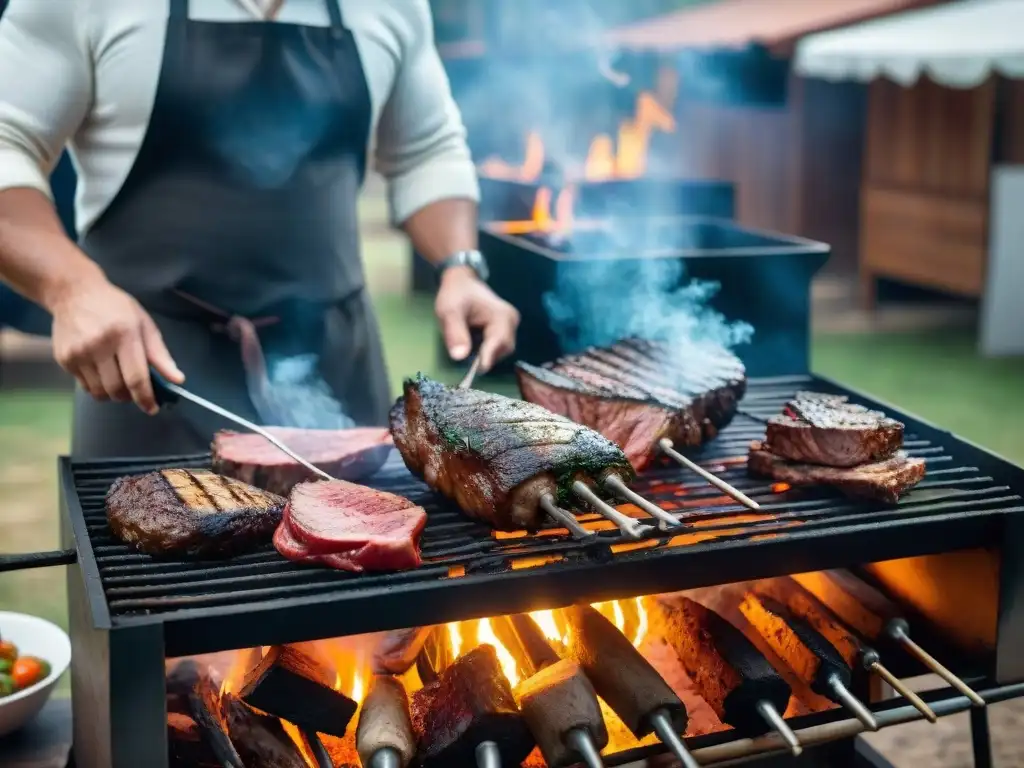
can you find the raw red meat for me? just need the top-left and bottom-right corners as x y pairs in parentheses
(273, 480), (427, 573)
(213, 427), (393, 496)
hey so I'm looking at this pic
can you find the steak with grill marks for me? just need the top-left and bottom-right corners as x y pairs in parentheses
(516, 338), (746, 471)
(390, 374), (633, 531)
(748, 441), (925, 503)
(765, 392), (904, 467)
(106, 469), (285, 558)
(273, 480), (426, 572)
(212, 427), (393, 496)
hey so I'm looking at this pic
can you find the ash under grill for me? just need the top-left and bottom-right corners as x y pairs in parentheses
(62, 375), (1024, 659)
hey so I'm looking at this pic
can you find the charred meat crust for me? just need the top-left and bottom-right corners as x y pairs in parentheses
(391, 374), (633, 531)
(650, 595), (791, 737)
(748, 442), (925, 504)
(516, 338), (745, 471)
(764, 393), (904, 468)
(106, 469), (284, 559)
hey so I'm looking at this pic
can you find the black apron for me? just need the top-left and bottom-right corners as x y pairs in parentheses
(73, 0), (391, 458)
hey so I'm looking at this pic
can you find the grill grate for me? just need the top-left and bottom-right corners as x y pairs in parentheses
(61, 376), (1024, 656)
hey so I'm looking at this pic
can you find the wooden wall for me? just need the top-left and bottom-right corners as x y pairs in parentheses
(859, 78), (996, 303)
(672, 75), (865, 275)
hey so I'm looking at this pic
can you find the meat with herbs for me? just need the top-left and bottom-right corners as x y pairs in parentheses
(765, 393), (903, 467)
(213, 427), (393, 496)
(106, 469), (284, 558)
(273, 480), (426, 572)
(390, 374), (633, 531)
(748, 441), (924, 503)
(516, 338), (745, 471)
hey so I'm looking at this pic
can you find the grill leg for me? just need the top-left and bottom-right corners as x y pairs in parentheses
(970, 706), (993, 768)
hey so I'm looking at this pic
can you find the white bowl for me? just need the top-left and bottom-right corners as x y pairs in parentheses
(0, 611), (71, 738)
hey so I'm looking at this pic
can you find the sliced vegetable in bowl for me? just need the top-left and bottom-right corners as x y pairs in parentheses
(0, 612), (71, 737)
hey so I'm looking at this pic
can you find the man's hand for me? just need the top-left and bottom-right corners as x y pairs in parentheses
(49, 274), (184, 414)
(435, 267), (520, 372)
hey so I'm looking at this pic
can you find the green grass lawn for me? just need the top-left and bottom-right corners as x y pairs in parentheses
(2, 297), (1022, 664)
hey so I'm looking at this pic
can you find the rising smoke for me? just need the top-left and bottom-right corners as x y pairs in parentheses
(258, 354), (356, 430)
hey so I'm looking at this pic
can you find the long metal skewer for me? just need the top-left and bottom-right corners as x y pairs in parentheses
(151, 372), (334, 482)
(565, 727), (606, 768)
(886, 622), (986, 707)
(658, 438), (760, 510)
(539, 494), (595, 539)
(369, 747), (402, 768)
(602, 474), (681, 530)
(755, 701), (802, 757)
(459, 355), (483, 390)
(475, 741), (503, 768)
(867, 659), (937, 723)
(826, 674), (878, 731)
(304, 731), (333, 768)
(571, 481), (648, 540)
(649, 709), (702, 768)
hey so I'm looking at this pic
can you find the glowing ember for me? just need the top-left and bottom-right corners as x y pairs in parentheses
(772, 483), (792, 493)
(477, 618), (521, 686)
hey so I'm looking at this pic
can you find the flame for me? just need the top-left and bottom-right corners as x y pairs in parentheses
(633, 597), (649, 647)
(772, 483), (792, 493)
(479, 91), (675, 185)
(477, 618), (521, 687)
(281, 720), (316, 768)
(447, 622), (462, 660)
(351, 668), (365, 704)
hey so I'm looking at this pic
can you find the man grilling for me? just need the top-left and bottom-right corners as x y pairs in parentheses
(0, 0), (518, 458)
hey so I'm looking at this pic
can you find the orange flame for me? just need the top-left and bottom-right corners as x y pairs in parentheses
(772, 483), (792, 493)
(477, 618), (521, 687)
(281, 720), (317, 767)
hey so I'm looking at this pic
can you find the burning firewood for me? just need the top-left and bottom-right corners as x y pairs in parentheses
(221, 693), (306, 768)
(792, 569), (985, 706)
(493, 614), (609, 768)
(356, 675), (416, 768)
(647, 594), (803, 756)
(410, 644), (535, 768)
(561, 605), (700, 768)
(166, 660), (244, 768)
(739, 588), (879, 731)
(239, 645), (358, 737)
(755, 578), (938, 722)
(167, 712), (220, 768)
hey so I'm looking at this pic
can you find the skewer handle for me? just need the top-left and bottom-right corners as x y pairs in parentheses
(564, 727), (606, 768)
(826, 674), (878, 731)
(475, 740), (503, 768)
(603, 474), (681, 529)
(755, 701), (802, 757)
(571, 481), (648, 540)
(539, 495), (595, 539)
(369, 748), (402, 768)
(887, 623), (986, 707)
(868, 661), (937, 723)
(649, 709), (701, 768)
(658, 438), (760, 510)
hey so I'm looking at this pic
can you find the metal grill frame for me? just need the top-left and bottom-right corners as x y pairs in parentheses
(60, 374), (1024, 659)
(59, 374), (1024, 768)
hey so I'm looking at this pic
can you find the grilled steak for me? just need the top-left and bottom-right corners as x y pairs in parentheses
(410, 645), (534, 768)
(390, 374), (634, 531)
(516, 338), (746, 471)
(748, 441), (925, 503)
(106, 469), (284, 558)
(765, 392), (903, 467)
(273, 480), (427, 573)
(212, 427), (393, 496)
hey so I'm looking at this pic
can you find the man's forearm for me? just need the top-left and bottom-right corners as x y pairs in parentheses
(0, 187), (105, 311)
(400, 197), (478, 268)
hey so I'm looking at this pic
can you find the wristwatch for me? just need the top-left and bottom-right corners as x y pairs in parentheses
(437, 249), (490, 283)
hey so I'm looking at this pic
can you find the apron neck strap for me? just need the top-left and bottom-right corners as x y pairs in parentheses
(168, 0), (346, 29)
